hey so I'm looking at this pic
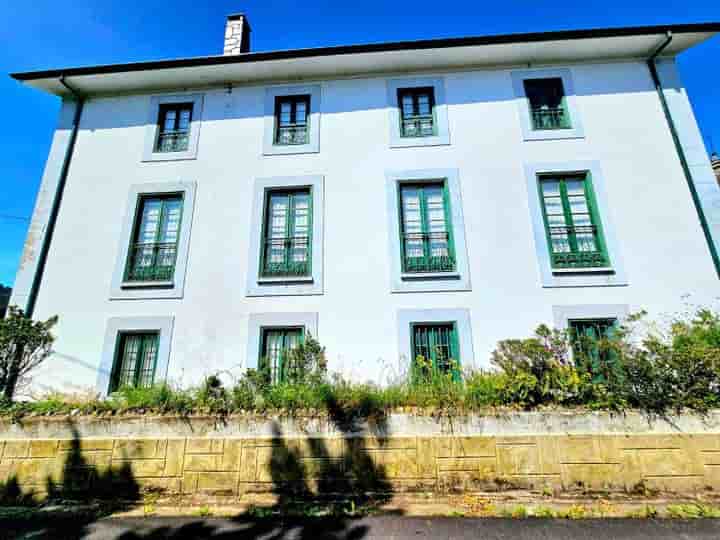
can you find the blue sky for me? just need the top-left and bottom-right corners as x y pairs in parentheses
(1, 1), (718, 286)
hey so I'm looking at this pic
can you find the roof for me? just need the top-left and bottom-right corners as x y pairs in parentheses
(10, 23), (720, 97)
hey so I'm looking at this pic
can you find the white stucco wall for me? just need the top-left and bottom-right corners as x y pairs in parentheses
(18, 60), (720, 396)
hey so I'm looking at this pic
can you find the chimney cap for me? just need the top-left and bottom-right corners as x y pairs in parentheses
(227, 12), (249, 23)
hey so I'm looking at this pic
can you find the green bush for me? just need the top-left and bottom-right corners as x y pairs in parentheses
(4, 308), (720, 418)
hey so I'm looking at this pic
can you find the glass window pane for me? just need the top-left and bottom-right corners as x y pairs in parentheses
(178, 108), (191, 130)
(137, 199), (162, 243)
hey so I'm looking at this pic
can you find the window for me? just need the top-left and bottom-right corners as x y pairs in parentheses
(274, 95), (310, 146)
(399, 182), (455, 273)
(538, 174), (609, 270)
(568, 318), (618, 376)
(398, 87), (435, 138)
(124, 194), (183, 283)
(155, 103), (193, 153)
(260, 327), (304, 383)
(109, 332), (159, 392)
(260, 189), (312, 278)
(523, 78), (570, 131)
(411, 323), (460, 379)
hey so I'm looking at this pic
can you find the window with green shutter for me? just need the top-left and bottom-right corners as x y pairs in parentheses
(124, 194), (183, 283)
(274, 95), (310, 145)
(411, 323), (460, 380)
(260, 188), (312, 278)
(260, 327), (304, 383)
(155, 103), (193, 152)
(397, 87), (436, 137)
(399, 182), (455, 273)
(538, 174), (609, 269)
(523, 78), (571, 130)
(110, 332), (159, 392)
(569, 318), (619, 380)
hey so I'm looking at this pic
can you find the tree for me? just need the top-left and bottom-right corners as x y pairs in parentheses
(0, 307), (57, 402)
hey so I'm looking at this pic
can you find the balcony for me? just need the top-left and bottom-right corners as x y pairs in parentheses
(125, 242), (177, 282)
(155, 130), (190, 153)
(530, 106), (570, 130)
(276, 125), (309, 145)
(549, 225), (608, 269)
(262, 236), (310, 277)
(401, 115), (434, 137)
(402, 232), (455, 273)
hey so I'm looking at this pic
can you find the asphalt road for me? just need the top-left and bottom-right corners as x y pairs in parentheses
(4, 516), (720, 540)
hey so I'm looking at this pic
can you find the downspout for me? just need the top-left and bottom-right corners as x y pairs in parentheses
(24, 76), (85, 317)
(647, 31), (720, 277)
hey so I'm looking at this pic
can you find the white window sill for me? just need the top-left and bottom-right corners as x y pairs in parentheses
(121, 280), (175, 289)
(257, 276), (314, 284)
(401, 272), (461, 281)
(552, 267), (614, 275)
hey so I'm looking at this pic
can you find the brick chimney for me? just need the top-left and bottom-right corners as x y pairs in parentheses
(712, 152), (720, 187)
(223, 13), (251, 55)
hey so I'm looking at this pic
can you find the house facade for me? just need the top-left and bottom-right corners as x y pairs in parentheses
(9, 17), (720, 396)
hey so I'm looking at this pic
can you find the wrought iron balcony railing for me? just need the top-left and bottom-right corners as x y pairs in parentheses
(402, 231), (456, 273)
(276, 125), (309, 145)
(155, 130), (190, 153)
(548, 225), (608, 269)
(262, 236), (310, 277)
(125, 242), (178, 282)
(530, 107), (570, 130)
(401, 115), (435, 137)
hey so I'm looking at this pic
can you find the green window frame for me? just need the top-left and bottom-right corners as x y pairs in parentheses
(274, 95), (310, 145)
(538, 173), (610, 269)
(155, 102), (193, 152)
(259, 188), (312, 278)
(398, 181), (456, 273)
(397, 87), (436, 137)
(124, 194), (183, 283)
(260, 327), (304, 383)
(109, 332), (159, 392)
(124, 193), (183, 282)
(411, 322), (460, 380)
(523, 78), (571, 130)
(568, 318), (618, 379)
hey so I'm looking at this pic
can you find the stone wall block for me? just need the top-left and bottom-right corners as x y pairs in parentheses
(496, 441), (540, 476)
(560, 463), (622, 490)
(113, 439), (164, 460)
(239, 446), (258, 482)
(3, 441), (29, 459)
(59, 439), (114, 452)
(184, 454), (224, 472)
(113, 459), (166, 478)
(164, 439), (186, 476)
(416, 437), (438, 478)
(186, 439), (224, 454)
(196, 472), (238, 495)
(29, 440), (59, 458)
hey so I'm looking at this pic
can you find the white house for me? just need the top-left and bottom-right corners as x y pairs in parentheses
(9, 16), (720, 396)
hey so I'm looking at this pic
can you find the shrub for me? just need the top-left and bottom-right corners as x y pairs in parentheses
(0, 307), (58, 402)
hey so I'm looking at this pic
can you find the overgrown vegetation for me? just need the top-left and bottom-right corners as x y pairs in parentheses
(2, 309), (720, 418)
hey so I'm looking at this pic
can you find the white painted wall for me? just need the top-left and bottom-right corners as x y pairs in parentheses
(18, 60), (720, 396)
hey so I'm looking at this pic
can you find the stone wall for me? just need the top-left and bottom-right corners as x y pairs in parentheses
(1, 412), (720, 498)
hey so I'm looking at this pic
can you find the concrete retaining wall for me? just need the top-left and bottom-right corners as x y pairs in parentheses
(1, 411), (719, 498)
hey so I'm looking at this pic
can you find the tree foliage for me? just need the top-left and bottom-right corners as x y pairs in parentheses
(0, 307), (58, 402)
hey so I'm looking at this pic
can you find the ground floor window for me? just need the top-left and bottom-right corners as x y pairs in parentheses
(260, 327), (304, 383)
(110, 332), (159, 392)
(411, 322), (460, 380)
(568, 318), (618, 380)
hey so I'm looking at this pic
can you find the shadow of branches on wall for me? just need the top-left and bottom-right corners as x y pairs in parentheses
(2, 421), (141, 539)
